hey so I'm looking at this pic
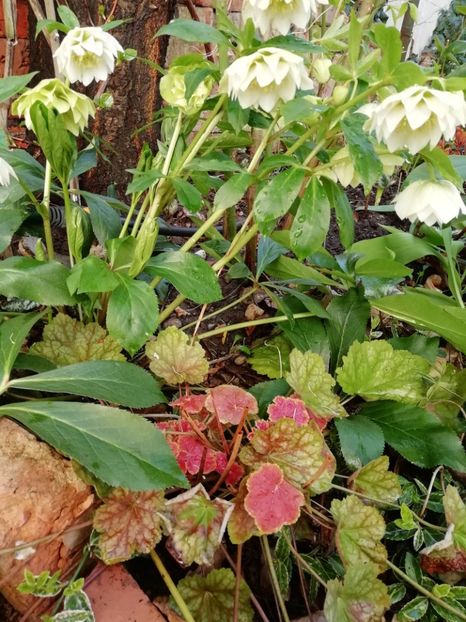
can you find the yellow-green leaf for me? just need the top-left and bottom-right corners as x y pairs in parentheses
(349, 456), (401, 506)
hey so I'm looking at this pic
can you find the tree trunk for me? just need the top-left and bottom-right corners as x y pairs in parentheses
(30, 0), (176, 198)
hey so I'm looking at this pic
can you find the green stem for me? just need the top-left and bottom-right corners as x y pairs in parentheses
(386, 559), (466, 621)
(182, 286), (258, 330)
(196, 312), (314, 340)
(261, 536), (291, 622)
(150, 549), (195, 622)
(130, 190), (152, 237)
(42, 160), (55, 260)
(158, 293), (185, 324)
(284, 536), (327, 588)
(61, 181), (74, 267)
(120, 193), (140, 238)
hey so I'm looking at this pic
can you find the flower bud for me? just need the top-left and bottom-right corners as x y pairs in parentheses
(160, 66), (213, 115)
(312, 57), (332, 84)
(332, 85), (349, 105)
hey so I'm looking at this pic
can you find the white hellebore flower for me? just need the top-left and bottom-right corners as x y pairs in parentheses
(0, 157), (18, 187)
(54, 26), (123, 86)
(360, 85), (466, 155)
(322, 146), (403, 188)
(222, 47), (314, 112)
(242, 0), (326, 37)
(393, 179), (466, 226)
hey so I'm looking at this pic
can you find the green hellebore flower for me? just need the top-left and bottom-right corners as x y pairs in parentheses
(160, 66), (212, 115)
(11, 78), (95, 136)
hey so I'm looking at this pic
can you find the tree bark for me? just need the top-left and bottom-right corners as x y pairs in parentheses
(30, 0), (176, 198)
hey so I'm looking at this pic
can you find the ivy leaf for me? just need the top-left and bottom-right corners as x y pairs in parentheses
(336, 340), (430, 403)
(93, 488), (165, 564)
(240, 418), (335, 493)
(286, 349), (346, 419)
(205, 384), (258, 424)
(244, 463), (304, 534)
(163, 484), (233, 566)
(228, 479), (259, 545)
(249, 335), (291, 379)
(349, 456), (401, 506)
(331, 495), (387, 572)
(173, 568), (254, 622)
(31, 313), (124, 366)
(324, 562), (390, 622)
(145, 327), (208, 385)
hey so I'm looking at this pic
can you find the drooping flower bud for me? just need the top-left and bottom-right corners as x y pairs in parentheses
(393, 179), (466, 226)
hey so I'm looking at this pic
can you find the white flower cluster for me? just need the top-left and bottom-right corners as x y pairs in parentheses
(222, 47), (313, 112)
(54, 26), (123, 86)
(361, 85), (466, 226)
(360, 85), (466, 155)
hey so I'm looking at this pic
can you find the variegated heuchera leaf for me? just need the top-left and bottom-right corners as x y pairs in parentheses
(227, 479), (259, 545)
(336, 340), (430, 404)
(324, 562), (390, 622)
(267, 395), (310, 425)
(163, 484), (233, 566)
(173, 568), (254, 622)
(240, 418), (335, 492)
(286, 349), (346, 419)
(421, 485), (466, 578)
(331, 495), (387, 572)
(31, 313), (124, 365)
(145, 326), (208, 385)
(422, 360), (466, 428)
(244, 463), (305, 534)
(93, 488), (165, 564)
(205, 384), (258, 424)
(248, 335), (291, 379)
(349, 456), (401, 506)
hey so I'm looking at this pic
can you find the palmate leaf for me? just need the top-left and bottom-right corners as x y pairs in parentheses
(163, 484), (233, 566)
(240, 418), (335, 493)
(331, 495), (387, 572)
(31, 313), (124, 366)
(205, 384), (258, 424)
(249, 335), (291, 379)
(173, 569), (254, 622)
(336, 340), (430, 403)
(324, 562), (390, 622)
(349, 456), (401, 506)
(286, 349), (346, 419)
(146, 326), (209, 385)
(93, 488), (165, 564)
(228, 479), (260, 545)
(0, 401), (188, 490)
(244, 463), (304, 534)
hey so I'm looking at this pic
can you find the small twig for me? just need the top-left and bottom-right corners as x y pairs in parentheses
(183, 0), (214, 59)
(420, 466), (443, 518)
(261, 535), (291, 622)
(233, 544), (243, 622)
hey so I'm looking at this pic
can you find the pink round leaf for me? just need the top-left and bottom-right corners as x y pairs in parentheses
(171, 393), (207, 415)
(205, 385), (258, 425)
(244, 463), (305, 534)
(267, 396), (310, 425)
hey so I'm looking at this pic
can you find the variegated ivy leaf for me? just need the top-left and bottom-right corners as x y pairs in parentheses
(331, 495), (387, 572)
(286, 349), (346, 419)
(249, 335), (291, 379)
(163, 484), (233, 566)
(31, 313), (124, 365)
(240, 418), (335, 492)
(244, 463), (305, 534)
(173, 568), (254, 622)
(93, 488), (165, 564)
(145, 326), (208, 385)
(324, 562), (390, 622)
(336, 340), (430, 404)
(349, 456), (401, 506)
(227, 478), (260, 545)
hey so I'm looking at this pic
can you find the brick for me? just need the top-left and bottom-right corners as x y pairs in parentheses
(0, 38), (30, 75)
(86, 564), (165, 622)
(0, 0), (30, 39)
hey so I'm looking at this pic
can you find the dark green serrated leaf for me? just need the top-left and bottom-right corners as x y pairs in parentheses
(335, 415), (385, 469)
(0, 401), (187, 490)
(0, 312), (43, 387)
(156, 19), (228, 45)
(172, 178), (203, 213)
(0, 72), (37, 103)
(291, 177), (330, 259)
(254, 168), (305, 233)
(341, 114), (383, 191)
